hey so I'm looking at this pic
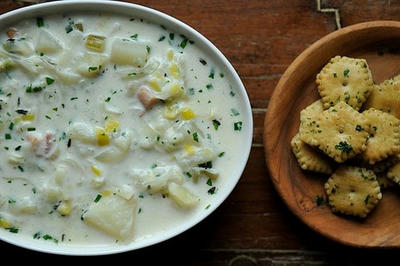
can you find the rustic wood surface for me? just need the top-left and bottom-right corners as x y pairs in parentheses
(1, 0), (400, 263)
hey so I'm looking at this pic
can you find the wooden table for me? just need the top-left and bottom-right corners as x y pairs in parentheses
(1, 0), (399, 263)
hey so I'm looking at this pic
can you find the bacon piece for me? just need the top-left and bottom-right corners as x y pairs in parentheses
(6, 28), (17, 39)
(27, 132), (59, 159)
(137, 86), (160, 110)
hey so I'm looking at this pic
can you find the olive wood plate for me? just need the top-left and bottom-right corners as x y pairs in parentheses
(264, 21), (400, 248)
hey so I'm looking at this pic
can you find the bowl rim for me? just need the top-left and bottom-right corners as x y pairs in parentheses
(0, 0), (253, 255)
(264, 20), (400, 248)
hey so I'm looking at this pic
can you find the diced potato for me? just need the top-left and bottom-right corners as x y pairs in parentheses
(3, 38), (34, 56)
(90, 176), (105, 189)
(57, 200), (72, 216)
(95, 128), (110, 146)
(115, 185), (134, 200)
(175, 147), (216, 168)
(110, 38), (148, 67)
(77, 52), (108, 77)
(130, 166), (184, 194)
(85, 34), (106, 52)
(10, 197), (38, 214)
(168, 183), (198, 209)
(103, 102), (122, 115)
(8, 152), (24, 165)
(68, 122), (96, 144)
(36, 29), (63, 54)
(113, 132), (132, 152)
(95, 147), (125, 163)
(55, 165), (67, 185)
(83, 194), (136, 240)
(41, 184), (64, 203)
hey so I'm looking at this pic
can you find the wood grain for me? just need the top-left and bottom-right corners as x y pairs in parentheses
(1, 0), (400, 263)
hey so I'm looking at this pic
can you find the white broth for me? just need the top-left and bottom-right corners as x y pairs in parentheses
(0, 12), (247, 246)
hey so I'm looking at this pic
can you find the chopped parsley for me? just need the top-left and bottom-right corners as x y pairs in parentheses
(7, 227), (19, 233)
(36, 17), (44, 27)
(5, 133), (11, 140)
(234, 121), (243, 131)
(16, 109), (28, 115)
(94, 194), (102, 203)
(198, 161), (212, 169)
(8, 122), (14, 131)
(343, 69), (350, 77)
(180, 39), (188, 49)
(355, 125), (363, 131)
(105, 97), (111, 102)
(206, 178), (213, 186)
(130, 33), (138, 40)
(218, 152), (225, 157)
(65, 21), (74, 34)
(26, 85), (43, 93)
(192, 132), (199, 142)
(206, 84), (213, 90)
(208, 187), (216, 195)
(209, 68), (215, 79)
(46, 77), (55, 85)
(335, 141), (353, 153)
(146, 45), (151, 54)
(88, 66), (98, 72)
(212, 119), (221, 130)
(364, 195), (370, 204)
(158, 35), (166, 42)
(169, 33), (175, 40)
(199, 58), (207, 65)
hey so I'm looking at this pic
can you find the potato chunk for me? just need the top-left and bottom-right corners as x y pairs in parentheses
(168, 183), (198, 208)
(83, 194), (137, 240)
(111, 38), (149, 67)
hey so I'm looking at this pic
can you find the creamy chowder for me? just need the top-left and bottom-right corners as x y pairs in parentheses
(0, 12), (247, 246)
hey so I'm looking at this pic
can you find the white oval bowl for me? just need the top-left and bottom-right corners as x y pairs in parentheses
(0, 0), (253, 255)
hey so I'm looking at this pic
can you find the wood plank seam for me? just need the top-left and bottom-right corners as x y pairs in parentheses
(316, 0), (342, 29)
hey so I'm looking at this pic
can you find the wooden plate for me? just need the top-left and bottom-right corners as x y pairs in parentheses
(264, 21), (400, 248)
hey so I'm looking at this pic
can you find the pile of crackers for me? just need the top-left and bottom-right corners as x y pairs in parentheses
(291, 56), (400, 218)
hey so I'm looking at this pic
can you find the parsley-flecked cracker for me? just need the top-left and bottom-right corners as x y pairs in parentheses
(387, 162), (400, 185)
(316, 56), (373, 110)
(300, 102), (369, 163)
(324, 166), (382, 218)
(291, 133), (333, 174)
(361, 109), (400, 164)
(298, 100), (324, 147)
(365, 77), (400, 119)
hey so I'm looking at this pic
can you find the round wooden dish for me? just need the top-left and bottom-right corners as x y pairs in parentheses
(264, 21), (400, 248)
